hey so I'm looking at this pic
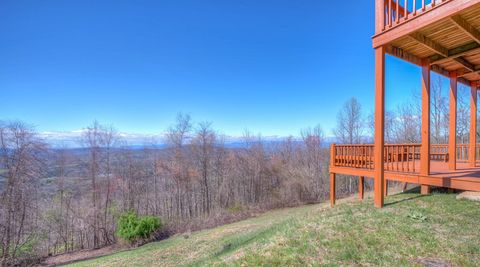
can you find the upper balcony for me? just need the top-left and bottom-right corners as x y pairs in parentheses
(375, 0), (452, 35)
(373, 0), (480, 85)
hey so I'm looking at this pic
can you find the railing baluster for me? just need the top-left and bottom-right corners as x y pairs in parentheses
(407, 145), (410, 171)
(401, 145), (405, 172)
(396, 0), (400, 23)
(389, 0), (393, 27)
(396, 145), (399, 171)
(412, 145), (415, 173)
(404, 0), (408, 19)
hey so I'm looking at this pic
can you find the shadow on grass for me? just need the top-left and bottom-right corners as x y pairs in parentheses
(384, 186), (426, 207)
(385, 194), (427, 207)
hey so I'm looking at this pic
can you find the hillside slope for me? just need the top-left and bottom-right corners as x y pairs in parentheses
(67, 192), (480, 266)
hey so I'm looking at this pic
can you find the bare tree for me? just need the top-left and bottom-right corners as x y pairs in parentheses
(0, 121), (47, 266)
(457, 87), (470, 143)
(299, 125), (326, 201)
(334, 98), (364, 144)
(191, 122), (216, 215)
(367, 110), (395, 143)
(431, 77), (448, 144)
(393, 101), (421, 143)
(99, 125), (118, 245)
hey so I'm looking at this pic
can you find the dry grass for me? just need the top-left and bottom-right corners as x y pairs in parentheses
(67, 190), (480, 267)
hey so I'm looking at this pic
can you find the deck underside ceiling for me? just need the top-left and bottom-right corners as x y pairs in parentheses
(380, 3), (480, 86)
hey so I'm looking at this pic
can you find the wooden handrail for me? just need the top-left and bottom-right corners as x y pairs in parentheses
(377, 0), (451, 33)
(331, 143), (480, 172)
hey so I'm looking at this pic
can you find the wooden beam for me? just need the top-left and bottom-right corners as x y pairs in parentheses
(408, 32), (478, 73)
(430, 42), (480, 65)
(453, 57), (476, 72)
(421, 185), (431, 195)
(449, 72), (457, 171)
(374, 46), (386, 208)
(384, 179), (388, 197)
(359, 176), (364, 200)
(386, 46), (472, 86)
(409, 32), (449, 57)
(421, 59), (431, 177)
(470, 84), (477, 167)
(450, 15), (480, 45)
(458, 69), (480, 78)
(330, 173), (336, 207)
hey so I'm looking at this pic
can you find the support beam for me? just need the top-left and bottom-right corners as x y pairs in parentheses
(409, 32), (448, 57)
(453, 57), (476, 72)
(384, 179), (388, 197)
(421, 185), (431, 195)
(449, 72), (457, 171)
(330, 173), (336, 207)
(386, 46), (472, 86)
(450, 15), (480, 45)
(374, 46), (386, 208)
(421, 59), (431, 177)
(458, 69), (480, 78)
(402, 182), (408, 192)
(430, 42), (480, 66)
(359, 176), (364, 200)
(470, 84), (477, 167)
(408, 32), (477, 73)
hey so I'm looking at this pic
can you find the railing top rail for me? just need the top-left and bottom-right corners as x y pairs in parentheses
(333, 143), (421, 147)
(333, 143), (480, 147)
(377, 0), (452, 33)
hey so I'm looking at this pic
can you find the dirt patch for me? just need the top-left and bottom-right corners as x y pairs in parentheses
(417, 257), (451, 267)
(457, 191), (480, 202)
(39, 245), (124, 266)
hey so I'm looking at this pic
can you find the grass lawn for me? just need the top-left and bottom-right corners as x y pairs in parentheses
(68, 191), (480, 267)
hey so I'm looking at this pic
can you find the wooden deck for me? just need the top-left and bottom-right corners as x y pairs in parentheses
(353, 1), (480, 207)
(331, 161), (480, 192)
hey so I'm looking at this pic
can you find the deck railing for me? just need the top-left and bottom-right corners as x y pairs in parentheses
(332, 144), (420, 174)
(432, 144), (480, 162)
(331, 143), (480, 173)
(379, 0), (450, 32)
(332, 144), (375, 170)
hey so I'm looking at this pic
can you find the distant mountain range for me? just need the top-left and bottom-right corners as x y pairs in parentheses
(38, 131), (338, 148)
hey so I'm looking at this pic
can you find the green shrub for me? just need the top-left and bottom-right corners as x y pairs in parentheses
(117, 211), (163, 242)
(136, 216), (162, 238)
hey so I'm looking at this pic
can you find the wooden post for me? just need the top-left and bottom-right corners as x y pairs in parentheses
(402, 182), (408, 192)
(421, 185), (431, 195)
(375, 0), (385, 33)
(449, 72), (457, 171)
(384, 179), (388, 197)
(359, 176), (364, 200)
(470, 83), (477, 167)
(330, 173), (336, 207)
(329, 143), (336, 207)
(421, 59), (431, 194)
(374, 46), (385, 208)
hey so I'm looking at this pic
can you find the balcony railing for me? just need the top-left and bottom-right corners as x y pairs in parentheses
(331, 143), (480, 174)
(378, 0), (451, 32)
(431, 144), (480, 163)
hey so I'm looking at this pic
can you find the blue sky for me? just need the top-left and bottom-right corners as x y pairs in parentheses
(0, 0), (452, 137)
